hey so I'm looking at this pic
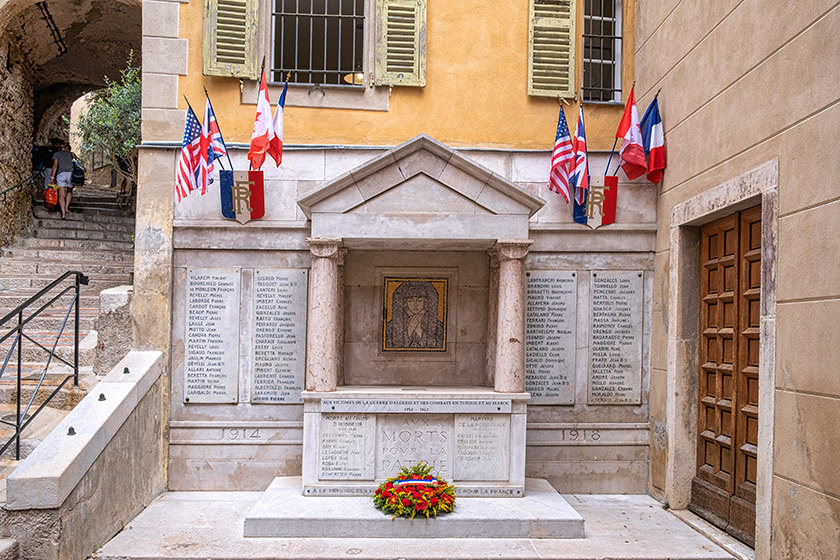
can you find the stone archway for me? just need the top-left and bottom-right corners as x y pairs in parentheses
(0, 0), (140, 246)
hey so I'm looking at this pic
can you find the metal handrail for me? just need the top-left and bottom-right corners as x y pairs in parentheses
(0, 271), (89, 459)
(0, 170), (41, 203)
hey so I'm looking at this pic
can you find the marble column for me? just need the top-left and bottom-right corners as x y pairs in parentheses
(494, 239), (533, 393)
(485, 248), (500, 387)
(306, 238), (345, 392)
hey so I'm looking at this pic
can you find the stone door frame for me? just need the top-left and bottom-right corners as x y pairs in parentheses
(665, 160), (778, 559)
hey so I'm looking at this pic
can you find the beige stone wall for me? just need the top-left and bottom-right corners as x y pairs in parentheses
(638, 1), (840, 557)
(0, 26), (34, 248)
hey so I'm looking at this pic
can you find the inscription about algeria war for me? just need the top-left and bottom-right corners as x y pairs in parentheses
(184, 268), (240, 404)
(525, 271), (577, 404)
(251, 269), (308, 403)
(588, 271), (644, 405)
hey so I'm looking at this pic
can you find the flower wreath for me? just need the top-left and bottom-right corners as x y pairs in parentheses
(373, 461), (456, 519)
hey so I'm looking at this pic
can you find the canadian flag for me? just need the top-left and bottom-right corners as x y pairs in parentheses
(615, 88), (647, 180)
(247, 68), (275, 170)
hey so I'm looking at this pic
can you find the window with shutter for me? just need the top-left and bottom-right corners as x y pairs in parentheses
(203, 0), (260, 79)
(529, 0), (576, 98)
(373, 0), (426, 87)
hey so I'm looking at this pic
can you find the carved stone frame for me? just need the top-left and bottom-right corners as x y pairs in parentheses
(665, 160), (778, 559)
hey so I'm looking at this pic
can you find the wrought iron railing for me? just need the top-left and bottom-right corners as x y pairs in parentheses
(0, 170), (41, 203)
(0, 271), (89, 459)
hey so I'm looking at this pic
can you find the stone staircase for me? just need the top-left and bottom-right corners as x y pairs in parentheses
(0, 185), (134, 449)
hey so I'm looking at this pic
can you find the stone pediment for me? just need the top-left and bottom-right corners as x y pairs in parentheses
(297, 134), (545, 248)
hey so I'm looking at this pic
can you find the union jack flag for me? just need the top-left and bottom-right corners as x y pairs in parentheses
(548, 107), (573, 202)
(175, 106), (201, 203)
(569, 106), (589, 206)
(197, 97), (228, 195)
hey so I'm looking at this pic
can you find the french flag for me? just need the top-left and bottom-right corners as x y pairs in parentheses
(640, 97), (666, 184)
(268, 82), (288, 167)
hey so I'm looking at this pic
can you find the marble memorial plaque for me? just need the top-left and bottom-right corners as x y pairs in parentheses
(251, 269), (308, 403)
(184, 268), (240, 403)
(588, 271), (644, 404)
(453, 414), (510, 481)
(319, 414), (375, 479)
(525, 271), (577, 404)
(375, 414), (453, 479)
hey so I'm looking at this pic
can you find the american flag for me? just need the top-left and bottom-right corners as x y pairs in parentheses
(569, 106), (589, 206)
(197, 97), (228, 194)
(548, 108), (573, 202)
(176, 106), (201, 203)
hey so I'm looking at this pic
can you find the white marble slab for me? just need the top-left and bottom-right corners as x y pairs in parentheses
(184, 268), (240, 404)
(250, 269), (308, 403)
(454, 414), (510, 481)
(525, 270), (577, 404)
(588, 271), (644, 405)
(318, 414), (375, 480)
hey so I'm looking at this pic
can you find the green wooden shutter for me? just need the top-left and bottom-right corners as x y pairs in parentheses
(529, 0), (576, 98)
(203, 0), (259, 79)
(374, 0), (426, 87)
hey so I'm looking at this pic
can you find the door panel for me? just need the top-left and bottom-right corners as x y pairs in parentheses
(689, 206), (760, 548)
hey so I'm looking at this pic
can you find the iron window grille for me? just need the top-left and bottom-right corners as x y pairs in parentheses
(582, 0), (622, 102)
(271, 0), (365, 85)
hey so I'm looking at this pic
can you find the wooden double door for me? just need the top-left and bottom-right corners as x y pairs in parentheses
(689, 205), (761, 547)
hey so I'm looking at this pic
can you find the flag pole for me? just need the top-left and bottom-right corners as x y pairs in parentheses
(204, 86), (234, 170)
(604, 138), (618, 176)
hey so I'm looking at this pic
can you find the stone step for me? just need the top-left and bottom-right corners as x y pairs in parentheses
(32, 206), (135, 225)
(0, 330), (96, 368)
(14, 237), (134, 252)
(0, 258), (134, 276)
(34, 217), (134, 234)
(245, 477), (584, 539)
(0, 274), (129, 292)
(32, 227), (134, 242)
(0, 311), (96, 331)
(0, 290), (101, 308)
(0, 247), (133, 262)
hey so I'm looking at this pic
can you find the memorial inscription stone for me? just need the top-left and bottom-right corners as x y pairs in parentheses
(588, 271), (644, 404)
(375, 414), (453, 479)
(184, 268), (240, 403)
(454, 414), (510, 481)
(319, 414), (375, 479)
(251, 269), (308, 403)
(525, 271), (577, 404)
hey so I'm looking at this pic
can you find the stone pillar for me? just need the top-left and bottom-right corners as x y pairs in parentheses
(485, 248), (500, 387)
(306, 238), (344, 392)
(494, 239), (532, 393)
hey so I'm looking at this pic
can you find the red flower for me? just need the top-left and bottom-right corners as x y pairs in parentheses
(430, 497), (439, 506)
(416, 500), (428, 510)
(375, 488), (381, 495)
(412, 492), (422, 499)
(385, 482), (393, 489)
(402, 498), (412, 507)
(442, 494), (452, 503)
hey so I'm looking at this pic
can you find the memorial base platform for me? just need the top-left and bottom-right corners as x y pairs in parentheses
(245, 477), (584, 539)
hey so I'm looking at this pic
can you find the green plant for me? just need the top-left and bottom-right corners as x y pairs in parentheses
(74, 52), (141, 187)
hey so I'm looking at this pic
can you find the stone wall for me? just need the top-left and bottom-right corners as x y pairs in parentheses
(162, 146), (656, 493)
(0, 27), (34, 248)
(638, 1), (840, 558)
(3, 351), (165, 560)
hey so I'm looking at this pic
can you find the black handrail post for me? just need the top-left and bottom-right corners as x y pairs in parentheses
(16, 310), (23, 460)
(73, 273), (80, 387)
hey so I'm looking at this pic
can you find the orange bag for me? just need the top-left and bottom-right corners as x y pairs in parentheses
(44, 186), (58, 209)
